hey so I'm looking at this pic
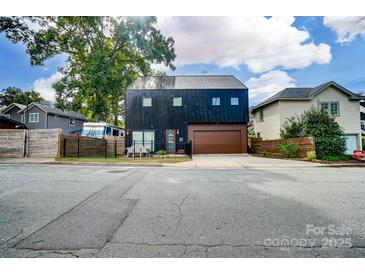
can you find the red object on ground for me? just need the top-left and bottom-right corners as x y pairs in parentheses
(353, 150), (365, 160)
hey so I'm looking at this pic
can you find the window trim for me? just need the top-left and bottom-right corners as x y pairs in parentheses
(230, 97), (239, 106)
(29, 113), (39, 123)
(320, 101), (340, 117)
(212, 97), (221, 106)
(172, 97), (182, 107)
(69, 117), (76, 127)
(142, 97), (152, 107)
(259, 109), (264, 122)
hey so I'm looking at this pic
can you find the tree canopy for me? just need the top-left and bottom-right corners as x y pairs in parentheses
(280, 106), (346, 158)
(0, 86), (45, 107)
(0, 16), (176, 125)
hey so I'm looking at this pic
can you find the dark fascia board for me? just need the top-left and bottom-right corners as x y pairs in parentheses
(251, 98), (310, 112)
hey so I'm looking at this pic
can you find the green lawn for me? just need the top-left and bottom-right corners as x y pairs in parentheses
(56, 156), (191, 164)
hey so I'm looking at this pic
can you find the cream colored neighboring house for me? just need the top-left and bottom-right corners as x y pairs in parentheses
(251, 81), (364, 154)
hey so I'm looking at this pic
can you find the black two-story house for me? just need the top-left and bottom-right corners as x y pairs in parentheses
(125, 75), (249, 154)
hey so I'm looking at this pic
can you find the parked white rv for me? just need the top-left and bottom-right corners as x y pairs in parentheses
(81, 122), (124, 140)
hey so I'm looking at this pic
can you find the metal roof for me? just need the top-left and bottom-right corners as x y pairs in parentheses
(19, 102), (88, 121)
(127, 75), (247, 90)
(0, 112), (26, 127)
(252, 81), (363, 111)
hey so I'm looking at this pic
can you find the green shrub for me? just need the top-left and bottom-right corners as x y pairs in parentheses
(306, 150), (316, 161)
(320, 155), (353, 161)
(155, 149), (167, 155)
(277, 142), (298, 158)
(280, 107), (346, 159)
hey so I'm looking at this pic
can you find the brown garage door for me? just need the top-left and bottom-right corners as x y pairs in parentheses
(193, 130), (242, 154)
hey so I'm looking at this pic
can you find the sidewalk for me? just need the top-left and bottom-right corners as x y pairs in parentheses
(0, 155), (364, 168)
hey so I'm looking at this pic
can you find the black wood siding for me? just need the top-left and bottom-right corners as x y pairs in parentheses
(125, 88), (249, 151)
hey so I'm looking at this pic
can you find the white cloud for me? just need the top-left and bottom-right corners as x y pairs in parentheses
(157, 16), (331, 73)
(245, 70), (296, 103)
(324, 16), (365, 43)
(32, 72), (63, 102)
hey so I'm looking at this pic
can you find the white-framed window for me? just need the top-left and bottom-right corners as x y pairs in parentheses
(132, 130), (155, 151)
(231, 97), (239, 106)
(259, 109), (264, 122)
(20, 114), (24, 123)
(29, 113), (39, 123)
(4, 114), (10, 118)
(55, 114), (59, 119)
(69, 117), (75, 126)
(212, 97), (220, 106)
(143, 97), (152, 107)
(173, 97), (182, 107)
(321, 101), (340, 116)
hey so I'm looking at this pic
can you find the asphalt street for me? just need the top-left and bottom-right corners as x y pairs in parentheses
(1, 163), (365, 257)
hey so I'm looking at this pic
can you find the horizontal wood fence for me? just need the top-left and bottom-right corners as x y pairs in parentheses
(248, 137), (315, 158)
(0, 129), (61, 158)
(60, 135), (125, 158)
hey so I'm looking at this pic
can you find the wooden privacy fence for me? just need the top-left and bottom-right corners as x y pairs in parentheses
(249, 137), (315, 158)
(60, 135), (125, 158)
(0, 129), (61, 158)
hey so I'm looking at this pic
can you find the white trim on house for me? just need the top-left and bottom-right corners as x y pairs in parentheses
(29, 113), (39, 123)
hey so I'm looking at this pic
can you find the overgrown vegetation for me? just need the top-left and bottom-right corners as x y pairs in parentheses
(280, 107), (346, 159)
(154, 149), (167, 155)
(0, 86), (45, 107)
(0, 16), (176, 125)
(277, 142), (298, 158)
(306, 150), (316, 161)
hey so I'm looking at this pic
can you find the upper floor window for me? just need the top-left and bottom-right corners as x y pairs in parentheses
(112, 129), (119, 136)
(173, 97), (182, 107)
(231, 97), (239, 106)
(69, 117), (75, 126)
(212, 97), (220, 106)
(29, 113), (39, 123)
(259, 109), (264, 122)
(143, 97), (152, 107)
(321, 102), (339, 116)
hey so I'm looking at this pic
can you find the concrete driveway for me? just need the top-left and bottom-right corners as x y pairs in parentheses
(170, 154), (322, 169)
(1, 164), (365, 258)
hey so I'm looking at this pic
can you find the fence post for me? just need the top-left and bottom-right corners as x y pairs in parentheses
(133, 140), (135, 159)
(151, 140), (153, 158)
(105, 140), (108, 159)
(115, 139), (117, 158)
(63, 138), (67, 157)
(77, 138), (80, 158)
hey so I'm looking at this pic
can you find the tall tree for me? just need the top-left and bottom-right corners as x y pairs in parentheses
(0, 86), (45, 107)
(0, 16), (176, 123)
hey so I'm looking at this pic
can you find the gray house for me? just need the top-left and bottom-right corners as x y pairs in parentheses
(3, 102), (88, 134)
(1, 103), (26, 122)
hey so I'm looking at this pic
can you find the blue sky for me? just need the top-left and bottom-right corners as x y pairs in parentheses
(1, 16), (365, 105)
